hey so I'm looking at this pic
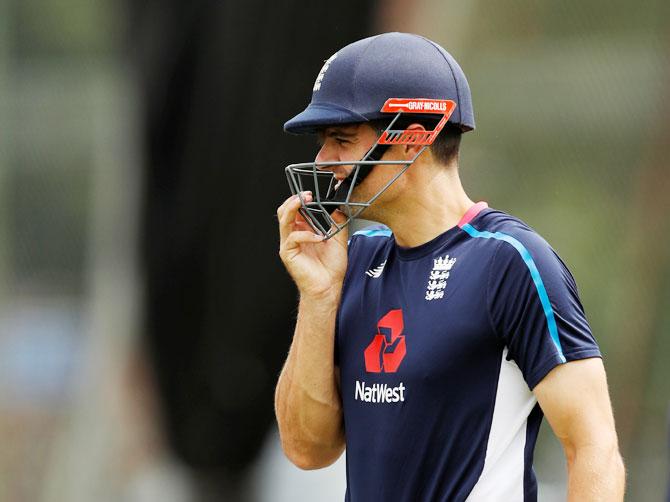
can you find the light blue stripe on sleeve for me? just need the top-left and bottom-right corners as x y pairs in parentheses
(353, 228), (393, 238)
(460, 223), (566, 363)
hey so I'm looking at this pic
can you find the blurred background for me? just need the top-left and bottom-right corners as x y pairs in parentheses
(0, 0), (668, 500)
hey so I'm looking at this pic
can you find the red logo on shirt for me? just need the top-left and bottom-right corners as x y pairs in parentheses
(364, 309), (406, 373)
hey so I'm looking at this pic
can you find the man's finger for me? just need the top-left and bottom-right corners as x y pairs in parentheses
(281, 230), (324, 259)
(276, 194), (298, 221)
(278, 196), (304, 240)
(293, 217), (312, 232)
(278, 192), (312, 241)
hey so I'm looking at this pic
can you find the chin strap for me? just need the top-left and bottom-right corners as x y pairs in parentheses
(324, 143), (390, 205)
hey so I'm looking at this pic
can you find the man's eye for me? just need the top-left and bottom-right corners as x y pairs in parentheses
(335, 138), (349, 145)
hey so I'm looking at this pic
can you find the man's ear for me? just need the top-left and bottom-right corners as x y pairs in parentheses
(403, 123), (427, 158)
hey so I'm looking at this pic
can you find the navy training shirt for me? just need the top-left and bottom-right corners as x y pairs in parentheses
(336, 202), (601, 502)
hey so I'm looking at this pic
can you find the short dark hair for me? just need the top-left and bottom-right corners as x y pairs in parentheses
(371, 117), (462, 166)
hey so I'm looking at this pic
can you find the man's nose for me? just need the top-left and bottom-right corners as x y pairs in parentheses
(315, 142), (339, 167)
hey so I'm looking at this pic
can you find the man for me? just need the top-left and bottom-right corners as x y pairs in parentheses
(275, 32), (625, 501)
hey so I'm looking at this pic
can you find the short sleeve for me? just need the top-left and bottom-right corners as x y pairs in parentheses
(487, 232), (601, 389)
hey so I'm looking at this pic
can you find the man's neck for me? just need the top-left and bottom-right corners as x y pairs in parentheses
(385, 167), (474, 248)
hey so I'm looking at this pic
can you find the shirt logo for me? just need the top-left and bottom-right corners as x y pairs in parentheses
(355, 380), (405, 403)
(425, 255), (456, 301)
(363, 309), (406, 373)
(313, 52), (338, 91)
(365, 259), (386, 278)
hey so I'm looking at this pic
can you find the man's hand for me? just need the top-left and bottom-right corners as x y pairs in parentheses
(277, 192), (349, 298)
(534, 358), (625, 501)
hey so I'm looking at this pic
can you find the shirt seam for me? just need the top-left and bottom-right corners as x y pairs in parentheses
(486, 238), (507, 340)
